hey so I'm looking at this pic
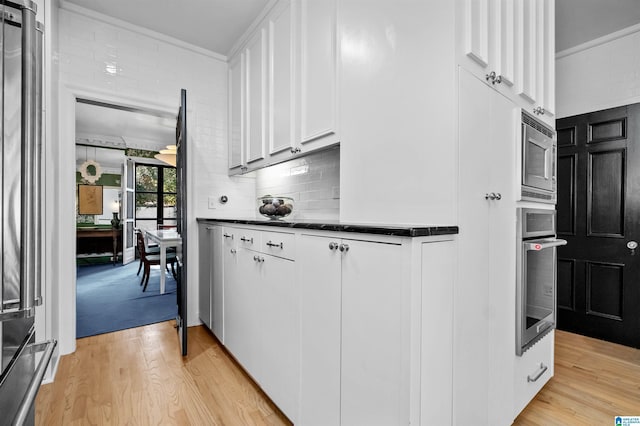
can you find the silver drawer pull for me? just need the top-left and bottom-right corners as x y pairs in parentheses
(223, 233), (233, 239)
(241, 236), (253, 243)
(266, 240), (283, 249)
(527, 363), (548, 382)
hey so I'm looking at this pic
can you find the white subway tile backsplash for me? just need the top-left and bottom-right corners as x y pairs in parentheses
(254, 148), (340, 220)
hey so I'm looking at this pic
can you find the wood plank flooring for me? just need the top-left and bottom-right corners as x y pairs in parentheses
(514, 330), (640, 425)
(35, 321), (291, 426)
(36, 324), (640, 425)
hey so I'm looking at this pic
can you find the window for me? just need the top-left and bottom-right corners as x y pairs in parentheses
(135, 164), (177, 234)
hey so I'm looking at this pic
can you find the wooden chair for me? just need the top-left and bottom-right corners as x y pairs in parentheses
(136, 231), (177, 292)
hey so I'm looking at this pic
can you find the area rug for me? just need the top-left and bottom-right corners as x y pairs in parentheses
(76, 261), (178, 338)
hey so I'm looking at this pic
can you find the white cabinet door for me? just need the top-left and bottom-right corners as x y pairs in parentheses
(297, 0), (338, 151)
(299, 234), (341, 426)
(245, 28), (267, 165)
(224, 240), (260, 374)
(459, 0), (555, 125)
(259, 254), (298, 423)
(268, 0), (295, 157)
(535, 0), (555, 119)
(198, 223), (212, 329)
(211, 226), (225, 341)
(341, 238), (405, 426)
(456, 68), (518, 425)
(228, 54), (244, 171)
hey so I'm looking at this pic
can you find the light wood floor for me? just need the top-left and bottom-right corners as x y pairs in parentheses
(37, 324), (640, 425)
(36, 321), (291, 425)
(515, 330), (640, 425)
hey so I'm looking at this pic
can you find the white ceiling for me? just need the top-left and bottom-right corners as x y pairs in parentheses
(75, 101), (177, 152)
(62, 0), (270, 56)
(556, 0), (640, 52)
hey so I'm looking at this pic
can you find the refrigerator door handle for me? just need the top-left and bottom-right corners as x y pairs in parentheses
(11, 339), (57, 426)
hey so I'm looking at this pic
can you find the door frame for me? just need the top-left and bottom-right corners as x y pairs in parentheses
(56, 84), (177, 355)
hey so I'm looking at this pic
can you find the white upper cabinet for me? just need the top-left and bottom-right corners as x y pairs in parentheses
(296, 0), (339, 152)
(458, 0), (555, 126)
(268, 0), (295, 157)
(228, 0), (338, 174)
(245, 28), (267, 165)
(228, 54), (244, 171)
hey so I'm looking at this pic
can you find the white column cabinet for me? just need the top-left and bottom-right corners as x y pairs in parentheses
(458, 0), (555, 126)
(299, 234), (406, 425)
(456, 68), (519, 425)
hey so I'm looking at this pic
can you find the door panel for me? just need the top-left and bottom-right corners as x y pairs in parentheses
(587, 149), (624, 236)
(556, 103), (640, 347)
(121, 158), (135, 264)
(176, 89), (188, 355)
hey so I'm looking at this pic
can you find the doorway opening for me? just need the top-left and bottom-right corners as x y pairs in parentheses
(74, 98), (179, 338)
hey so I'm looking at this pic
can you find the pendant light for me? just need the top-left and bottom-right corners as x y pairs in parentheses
(154, 144), (177, 167)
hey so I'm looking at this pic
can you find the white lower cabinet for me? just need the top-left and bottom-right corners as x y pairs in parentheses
(299, 235), (406, 425)
(224, 228), (299, 423)
(198, 224), (224, 341)
(513, 331), (554, 417)
(199, 221), (456, 425)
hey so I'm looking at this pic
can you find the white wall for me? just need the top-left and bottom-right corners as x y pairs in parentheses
(338, 0), (457, 226)
(556, 24), (640, 118)
(54, 5), (254, 355)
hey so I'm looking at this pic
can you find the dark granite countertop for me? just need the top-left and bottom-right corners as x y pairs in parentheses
(197, 217), (458, 237)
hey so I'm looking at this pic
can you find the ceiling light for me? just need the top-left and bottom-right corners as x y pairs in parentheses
(154, 144), (177, 167)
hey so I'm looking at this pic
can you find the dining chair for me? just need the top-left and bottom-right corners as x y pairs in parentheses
(135, 229), (175, 276)
(136, 231), (177, 292)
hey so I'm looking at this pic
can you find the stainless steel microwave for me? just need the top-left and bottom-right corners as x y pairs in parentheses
(521, 111), (556, 203)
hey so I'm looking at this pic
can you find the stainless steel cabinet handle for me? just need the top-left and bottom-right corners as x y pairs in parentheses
(290, 147), (301, 154)
(266, 240), (283, 249)
(253, 255), (264, 263)
(485, 71), (496, 83)
(494, 74), (502, 84)
(533, 106), (546, 115)
(230, 249), (236, 254)
(223, 233), (233, 239)
(339, 243), (350, 252)
(485, 192), (497, 200)
(241, 236), (253, 243)
(527, 363), (548, 382)
(495, 193), (502, 200)
(329, 242), (338, 250)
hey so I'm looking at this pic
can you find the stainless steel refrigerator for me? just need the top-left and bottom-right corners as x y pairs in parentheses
(0, 1), (56, 425)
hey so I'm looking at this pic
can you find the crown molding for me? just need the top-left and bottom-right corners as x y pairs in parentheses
(59, 0), (227, 62)
(556, 22), (640, 59)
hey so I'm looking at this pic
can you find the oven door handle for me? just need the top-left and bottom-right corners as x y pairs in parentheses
(524, 239), (567, 251)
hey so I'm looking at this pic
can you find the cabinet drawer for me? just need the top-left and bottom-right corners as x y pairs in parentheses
(261, 230), (295, 260)
(236, 228), (261, 250)
(513, 330), (554, 417)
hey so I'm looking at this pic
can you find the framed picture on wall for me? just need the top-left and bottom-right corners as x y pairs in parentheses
(78, 184), (103, 215)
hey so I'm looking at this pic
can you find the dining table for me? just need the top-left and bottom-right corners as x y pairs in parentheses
(144, 229), (182, 294)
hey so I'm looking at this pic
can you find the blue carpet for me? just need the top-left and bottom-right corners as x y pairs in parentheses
(76, 261), (178, 338)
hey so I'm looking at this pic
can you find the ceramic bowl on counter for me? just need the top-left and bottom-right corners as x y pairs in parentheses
(257, 195), (294, 219)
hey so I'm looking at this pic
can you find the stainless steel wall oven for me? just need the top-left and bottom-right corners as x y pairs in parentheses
(516, 208), (567, 355)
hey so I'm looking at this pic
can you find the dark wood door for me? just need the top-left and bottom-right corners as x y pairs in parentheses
(176, 89), (188, 356)
(556, 104), (640, 348)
